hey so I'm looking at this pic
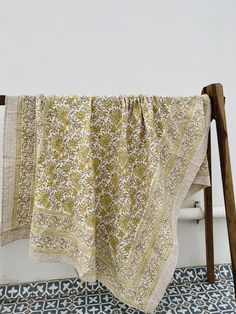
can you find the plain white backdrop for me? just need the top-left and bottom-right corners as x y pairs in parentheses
(0, 0), (235, 282)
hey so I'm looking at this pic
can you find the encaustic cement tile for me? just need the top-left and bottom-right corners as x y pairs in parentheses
(0, 264), (235, 314)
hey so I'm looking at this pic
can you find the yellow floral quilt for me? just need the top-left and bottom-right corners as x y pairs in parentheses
(0, 94), (211, 313)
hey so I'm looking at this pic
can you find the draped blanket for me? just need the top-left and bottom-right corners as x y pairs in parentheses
(0, 94), (211, 313)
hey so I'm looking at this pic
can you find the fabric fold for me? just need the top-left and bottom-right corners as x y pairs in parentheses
(0, 94), (211, 313)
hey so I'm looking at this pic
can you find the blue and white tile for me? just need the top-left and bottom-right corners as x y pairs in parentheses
(0, 264), (235, 313)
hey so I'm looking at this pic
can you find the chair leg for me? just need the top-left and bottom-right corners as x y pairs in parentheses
(204, 128), (215, 283)
(213, 84), (236, 297)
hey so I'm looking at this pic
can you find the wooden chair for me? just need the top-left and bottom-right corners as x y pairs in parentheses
(0, 83), (235, 297)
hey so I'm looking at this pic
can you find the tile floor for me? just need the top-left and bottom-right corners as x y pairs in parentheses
(0, 264), (235, 313)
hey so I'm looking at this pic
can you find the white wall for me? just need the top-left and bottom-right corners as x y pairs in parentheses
(0, 0), (235, 283)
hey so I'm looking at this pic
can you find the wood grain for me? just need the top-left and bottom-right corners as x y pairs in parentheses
(202, 83), (236, 297)
(0, 95), (5, 106)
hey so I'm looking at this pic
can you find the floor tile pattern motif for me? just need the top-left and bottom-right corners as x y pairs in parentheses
(0, 264), (235, 313)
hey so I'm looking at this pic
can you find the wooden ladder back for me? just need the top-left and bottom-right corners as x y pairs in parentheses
(202, 83), (236, 298)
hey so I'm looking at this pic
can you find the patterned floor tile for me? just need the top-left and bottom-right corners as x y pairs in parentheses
(0, 264), (235, 313)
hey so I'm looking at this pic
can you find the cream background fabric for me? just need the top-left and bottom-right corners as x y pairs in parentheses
(1, 94), (211, 313)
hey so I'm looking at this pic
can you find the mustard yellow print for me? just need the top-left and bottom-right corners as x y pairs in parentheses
(1, 94), (211, 313)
